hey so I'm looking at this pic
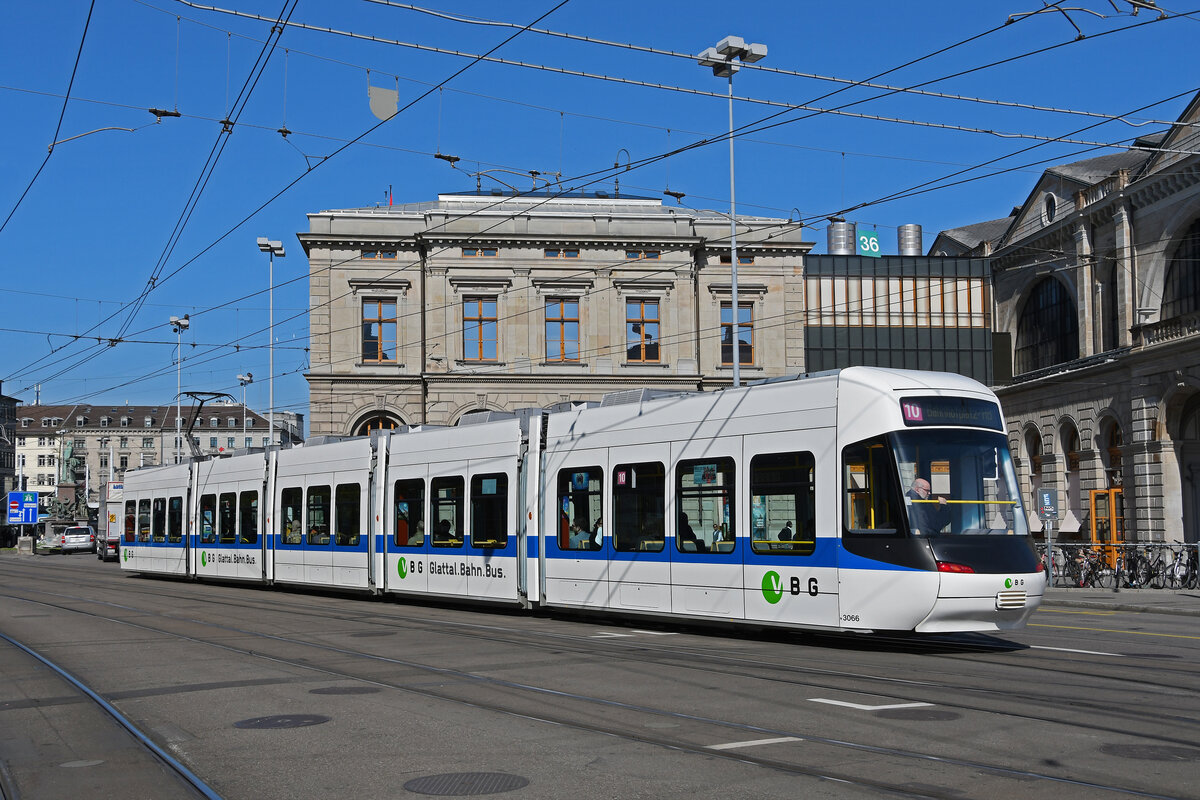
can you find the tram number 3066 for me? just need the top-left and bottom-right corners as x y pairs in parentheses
(790, 577), (819, 597)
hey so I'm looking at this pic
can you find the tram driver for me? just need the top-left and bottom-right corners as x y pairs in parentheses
(906, 477), (949, 535)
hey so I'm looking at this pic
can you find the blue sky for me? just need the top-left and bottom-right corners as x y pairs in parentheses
(2, 0), (1197, 421)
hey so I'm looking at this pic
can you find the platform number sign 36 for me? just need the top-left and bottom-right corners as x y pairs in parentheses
(857, 229), (881, 258)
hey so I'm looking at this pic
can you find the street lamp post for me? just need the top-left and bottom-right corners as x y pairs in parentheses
(169, 314), (190, 463)
(698, 35), (767, 389)
(237, 373), (253, 446)
(256, 238), (285, 447)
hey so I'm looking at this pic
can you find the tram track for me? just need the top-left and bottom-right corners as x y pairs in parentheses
(1, 568), (1195, 799)
(28, 570), (1200, 713)
(1, 594), (1184, 800)
(4, 560), (1199, 749)
(0, 630), (223, 800)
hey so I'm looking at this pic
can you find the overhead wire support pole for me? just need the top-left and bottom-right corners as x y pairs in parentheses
(699, 36), (767, 388)
(727, 69), (740, 388)
(257, 238), (285, 447)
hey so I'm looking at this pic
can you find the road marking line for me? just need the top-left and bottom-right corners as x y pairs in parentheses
(808, 699), (932, 711)
(590, 632), (634, 638)
(631, 629), (678, 636)
(1031, 645), (1123, 656)
(1029, 623), (1200, 640)
(1039, 608), (1117, 615)
(707, 737), (802, 750)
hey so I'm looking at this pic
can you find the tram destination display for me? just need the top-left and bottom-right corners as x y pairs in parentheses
(900, 396), (1003, 431)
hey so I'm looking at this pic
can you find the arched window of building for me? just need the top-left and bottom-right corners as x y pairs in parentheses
(1025, 428), (1043, 476)
(1183, 394), (1200, 440)
(1023, 426), (1044, 534)
(1162, 218), (1200, 320)
(1015, 277), (1078, 374)
(353, 412), (402, 436)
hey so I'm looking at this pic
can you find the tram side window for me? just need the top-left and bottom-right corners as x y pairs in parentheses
(750, 452), (816, 556)
(842, 437), (902, 536)
(168, 497), (183, 543)
(239, 491), (258, 544)
(676, 457), (736, 554)
(557, 468), (602, 550)
(613, 461), (665, 552)
(218, 492), (237, 544)
(471, 473), (508, 549)
(307, 486), (331, 545)
(151, 498), (167, 542)
(138, 499), (151, 542)
(394, 479), (425, 547)
(431, 476), (464, 547)
(335, 484), (360, 546)
(200, 494), (216, 543)
(280, 487), (302, 544)
(124, 500), (136, 542)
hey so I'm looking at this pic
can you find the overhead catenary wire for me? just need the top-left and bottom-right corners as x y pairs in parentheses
(16, 3), (1190, 407)
(0, 0), (97, 237)
(25, 82), (1190, 407)
(170, 0), (1200, 157)
(3, 0), (574, 394)
(3, 1), (301, 392)
(368, 0), (1187, 128)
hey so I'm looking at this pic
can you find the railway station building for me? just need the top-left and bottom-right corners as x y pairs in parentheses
(929, 91), (1200, 545)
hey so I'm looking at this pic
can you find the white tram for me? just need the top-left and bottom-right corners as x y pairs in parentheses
(120, 367), (1044, 633)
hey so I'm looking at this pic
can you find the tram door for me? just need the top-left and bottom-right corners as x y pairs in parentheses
(1089, 488), (1124, 564)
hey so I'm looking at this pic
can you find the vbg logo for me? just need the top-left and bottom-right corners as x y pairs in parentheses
(397, 557), (407, 579)
(761, 571), (784, 604)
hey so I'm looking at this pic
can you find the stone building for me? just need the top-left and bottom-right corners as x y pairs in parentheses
(300, 191), (812, 432)
(931, 91), (1200, 544)
(14, 402), (289, 522)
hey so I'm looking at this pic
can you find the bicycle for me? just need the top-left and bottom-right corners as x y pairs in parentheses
(1159, 546), (1199, 590)
(1117, 545), (1150, 588)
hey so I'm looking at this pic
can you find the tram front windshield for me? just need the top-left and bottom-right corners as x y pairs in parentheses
(890, 429), (1029, 537)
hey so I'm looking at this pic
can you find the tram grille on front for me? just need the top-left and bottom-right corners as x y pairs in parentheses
(995, 590), (1027, 610)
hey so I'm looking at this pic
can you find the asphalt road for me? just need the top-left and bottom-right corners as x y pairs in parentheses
(1, 552), (1197, 800)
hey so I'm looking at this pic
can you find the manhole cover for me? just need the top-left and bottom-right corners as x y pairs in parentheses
(403, 772), (529, 796)
(1100, 744), (1200, 762)
(874, 708), (961, 721)
(310, 686), (381, 695)
(234, 714), (331, 729)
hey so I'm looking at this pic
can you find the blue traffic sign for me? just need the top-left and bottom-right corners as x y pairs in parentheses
(7, 491), (38, 525)
(1037, 488), (1058, 521)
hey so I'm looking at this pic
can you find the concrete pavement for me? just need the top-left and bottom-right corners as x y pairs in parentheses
(1043, 586), (1200, 617)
